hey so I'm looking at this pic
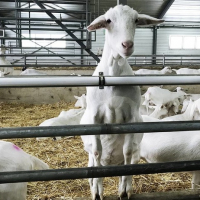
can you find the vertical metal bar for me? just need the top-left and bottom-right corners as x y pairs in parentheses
(97, 0), (99, 16)
(162, 54), (165, 67)
(23, 55), (27, 70)
(86, 0), (91, 49)
(81, 22), (84, 65)
(15, 0), (18, 46)
(117, 0), (127, 5)
(29, 2), (31, 37)
(152, 27), (157, 65)
(19, 0), (22, 48)
(0, 21), (5, 45)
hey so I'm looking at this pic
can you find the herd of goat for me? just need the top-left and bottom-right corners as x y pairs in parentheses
(1, 4), (200, 200)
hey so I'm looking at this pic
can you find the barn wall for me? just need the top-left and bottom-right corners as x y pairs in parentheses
(157, 28), (200, 55)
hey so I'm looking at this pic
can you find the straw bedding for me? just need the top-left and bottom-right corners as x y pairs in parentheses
(0, 101), (192, 200)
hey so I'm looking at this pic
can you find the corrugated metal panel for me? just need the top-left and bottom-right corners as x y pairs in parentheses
(92, 0), (165, 19)
(133, 28), (153, 55)
(164, 0), (200, 22)
(157, 28), (200, 55)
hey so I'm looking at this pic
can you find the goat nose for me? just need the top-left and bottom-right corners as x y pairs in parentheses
(122, 41), (133, 49)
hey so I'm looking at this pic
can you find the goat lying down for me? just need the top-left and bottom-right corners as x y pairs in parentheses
(140, 131), (200, 189)
(141, 99), (200, 189)
(80, 5), (164, 200)
(0, 140), (49, 200)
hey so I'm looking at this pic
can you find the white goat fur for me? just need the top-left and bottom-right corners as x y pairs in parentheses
(20, 69), (47, 75)
(173, 68), (200, 74)
(143, 86), (186, 110)
(38, 108), (85, 140)
(80, 5), (164, 200)
(0, 140), (49, 200)
(135, 66), (172, 75)
(140, 131), (200, 189)
(140, 98), (200, 189)
(74, 94), (87, 108)
(0, 46), (13, 75)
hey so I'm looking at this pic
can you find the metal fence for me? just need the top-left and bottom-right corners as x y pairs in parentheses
(1, 75), (200, 186)
(1, 54), (200, 67)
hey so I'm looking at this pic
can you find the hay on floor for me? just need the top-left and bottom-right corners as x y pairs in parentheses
(0, 102), (193, 200)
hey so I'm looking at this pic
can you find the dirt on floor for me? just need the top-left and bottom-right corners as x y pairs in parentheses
(0, 101), (192, 200)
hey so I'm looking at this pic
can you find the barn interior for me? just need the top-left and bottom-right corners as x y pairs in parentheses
(0, 0), (200, 200)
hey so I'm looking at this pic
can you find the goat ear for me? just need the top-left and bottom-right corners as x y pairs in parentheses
(74, 95), (79, 100)
(87, 15), (107, 32)
(137, 14), (164, 26)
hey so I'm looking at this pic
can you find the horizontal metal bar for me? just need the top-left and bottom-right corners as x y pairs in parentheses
(0, 8), (86, 14)
(1, 47), (83, 50)
(0, 54), (91, 57)
(3, 28), (87, 31)
(0, 0), (86, 3)
(0, 65), (96, 67)
(5, 23), (81, 28)
(0, 121), (200, 139)
(0, 76), (200, 88)
(0, 37), (86, 41)
(1, 160), (200, 184)
(0, 17), (86, 22)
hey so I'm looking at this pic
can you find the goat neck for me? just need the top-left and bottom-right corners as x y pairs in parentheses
(96, 42), (130, 76)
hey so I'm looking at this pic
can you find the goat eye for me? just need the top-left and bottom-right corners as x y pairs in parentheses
(135, 19), (139, 23)
(106, 19), (111, 24)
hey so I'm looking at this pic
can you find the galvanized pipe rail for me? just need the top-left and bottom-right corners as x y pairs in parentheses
(0, 75), (200, 88)
(1, 160), (200, 184)
(0, 0), (86, 3)
(0, 8), (87, 14)
(0, 17), (86, 22)
(0, 121), (200, 139)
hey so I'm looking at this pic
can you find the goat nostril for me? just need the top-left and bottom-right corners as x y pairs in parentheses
(122, 43), (126, 48)
(122, 41), (133, 49)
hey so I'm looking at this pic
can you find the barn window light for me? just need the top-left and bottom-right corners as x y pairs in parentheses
(169, 35), (182, 49)
(169, 35), (200, 50)
(196, 37), (200, 49)
(183, 36), (195, 49)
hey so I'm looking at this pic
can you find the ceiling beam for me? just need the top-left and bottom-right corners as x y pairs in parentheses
(32, 0), (100, 63)
(157, 0), (174, 19)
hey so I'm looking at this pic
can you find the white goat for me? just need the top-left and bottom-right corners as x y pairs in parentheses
(189, 98), (200, 120)
(0, 140), (49, 200)
(161, 99), (194, 121)
(74, 94), (87, 108)
(80, 5), (164, 200)
(135, 66), (172, 75)
(143, 86), (186, 110)
(0, 45), (13, 75)
(38, 108), (85, 140)
(140, 131), (200, 189)
(20, 69), (47, 75)
(0, 71), (5, 77)
(173, 68), (200, 74)
(149, 105), (168, 119)
(182, 94), (200, 113)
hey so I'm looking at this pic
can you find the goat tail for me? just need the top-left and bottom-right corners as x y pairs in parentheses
(30, 155), (49, 170)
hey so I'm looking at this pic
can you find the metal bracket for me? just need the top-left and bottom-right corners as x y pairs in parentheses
(99, 72), (105, 89)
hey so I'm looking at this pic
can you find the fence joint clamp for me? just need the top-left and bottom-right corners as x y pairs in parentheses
(99, 72), (105, 89)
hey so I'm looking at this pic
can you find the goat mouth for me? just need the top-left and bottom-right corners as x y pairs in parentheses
(122, 51), (133, 58)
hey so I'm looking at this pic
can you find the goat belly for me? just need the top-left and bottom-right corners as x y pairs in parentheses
(100, 134), (124, 166)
